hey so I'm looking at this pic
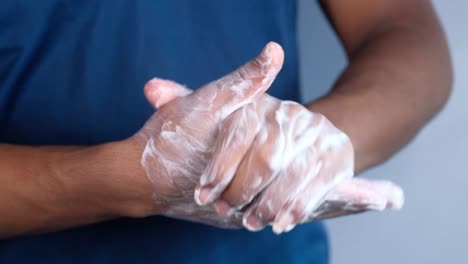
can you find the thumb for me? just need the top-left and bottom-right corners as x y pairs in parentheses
(326, 178), (405, 211)
(188, 41), (284, 121)
(309, 178), (405, 221)
(144, 78), (192, 110)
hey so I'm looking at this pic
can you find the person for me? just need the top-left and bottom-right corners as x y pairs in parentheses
(0, 0), (451, 263)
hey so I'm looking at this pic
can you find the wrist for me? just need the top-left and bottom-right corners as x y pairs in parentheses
(112, 138), (162, 217)
(51, 140), (159, 219)
(306, 92), (375, 173)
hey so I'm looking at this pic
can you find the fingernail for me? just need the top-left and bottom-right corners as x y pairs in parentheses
(194, 186), (213, 206)
(254, 42), (276, 70)
(272, 212), (294, 235)
(387, 187), (405, 210)
(243, 214), (263, 232)
(263, 41), (280, 57)
(284, 223), (295, 233)
(262, 42), (273, 56)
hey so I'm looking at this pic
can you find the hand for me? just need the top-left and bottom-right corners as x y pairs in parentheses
(145, 71), (404, 233)
(130, 42), (284, 228)
(192, 93), (386, 233)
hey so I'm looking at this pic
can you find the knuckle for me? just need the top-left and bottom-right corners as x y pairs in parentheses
(313, 112), (327, 125)
(279, 100), (303, 115)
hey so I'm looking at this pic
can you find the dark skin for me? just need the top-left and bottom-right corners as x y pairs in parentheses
(310, 0), (452, 172)
(0, 0), (452, 238)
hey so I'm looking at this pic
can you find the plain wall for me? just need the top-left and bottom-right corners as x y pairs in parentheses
(298, 1), (468, 263)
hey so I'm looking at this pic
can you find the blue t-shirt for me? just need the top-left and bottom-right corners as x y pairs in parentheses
(0, 1), (328, 263)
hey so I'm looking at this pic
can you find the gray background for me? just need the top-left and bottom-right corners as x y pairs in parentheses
(298, 1), (468, 263)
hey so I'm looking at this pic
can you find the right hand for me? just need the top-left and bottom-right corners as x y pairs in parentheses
(130, 42), (285, 228)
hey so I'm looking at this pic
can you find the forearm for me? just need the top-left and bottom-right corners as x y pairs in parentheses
(307, 18), (452, 172)
(0, 141), (153, 238)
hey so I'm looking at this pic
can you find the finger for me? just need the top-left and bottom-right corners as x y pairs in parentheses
(215, 99), (305, 213)
(310, 205), (367, 220)
(309, 178), (405, 221)
(243, 125), (321, 231)
(244, 163), (404, 231)
(144, 78), (192, 109)
(194, 103), (261, 206)
(216, 100), (311, 216)
(272, 154), (354, 234)
(240, 109), (328, 231)
(271, 120), (355, 234)
(326, 178), (405, 210)
(242, 145), (320, 231)
(188, 42), (284, 121)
